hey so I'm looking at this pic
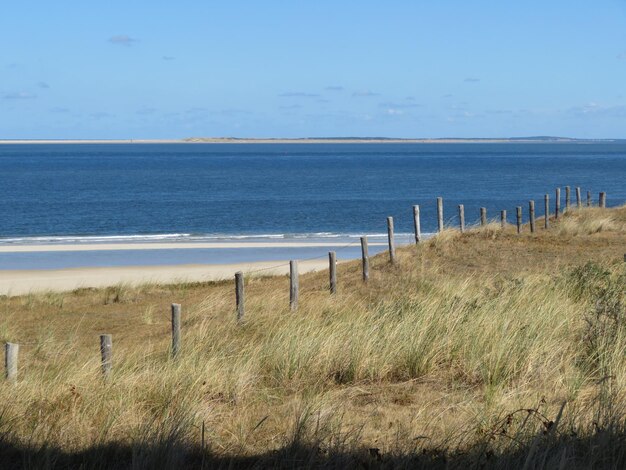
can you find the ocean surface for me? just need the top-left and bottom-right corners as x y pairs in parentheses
(1, 143), (625, 269)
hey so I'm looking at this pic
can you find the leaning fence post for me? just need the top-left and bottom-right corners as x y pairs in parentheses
(599, 192), (606, 208)
(412, 205), (421, 243)
(544, 194), (550, 229)
(565, 186), (571, 212)
(576, 187), (582, 209)
(501, 210), (507, 229)
(100, 334), (112, 378)
(360, 236), (369, 282)
(235, 271), (244, 321)
(587, 190), (591, 207)
(555, 188), (561, 220)
(387, 216), (396, 265)
(480, 207), (487, 226)
(437, 197), (444, 232)
(171, 303), (181, 358)
(289, 260), (299, 311)
(5, 342), (18, 382)
(529, 200), (536, 233)
(516, 207), (522, 234)
(329, 251), (337, 294)
(458, 205), (465, 233)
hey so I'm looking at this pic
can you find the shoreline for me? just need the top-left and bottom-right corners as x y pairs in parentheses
(0, 259), (331, 296)
(0, 138), (620, 145)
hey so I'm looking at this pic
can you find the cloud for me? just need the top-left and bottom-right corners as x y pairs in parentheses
(162, 56), (175, 61)
(567, 102), (626, 118)
(464, 78), (480, 83)
(378, 101), (422, 109)
(278, 92), (319, 97)
(108, 35), (138, 47)
(352, 90), (380, 97)
(49, 107), (70, 113)
(617, 52), (626, 60)
(442, 94), (453, 98)
(90, 112), (112, 119)
(325, 86), (344, 91)
(136, 107), (157, 115)
(385, 108), (405, 115)
(316, 99), (330, 103)
(279, 104), (302, 110)
(405, 96), (416, 101)
(3, 91), (36, 100)
(37, 82), (50, 89)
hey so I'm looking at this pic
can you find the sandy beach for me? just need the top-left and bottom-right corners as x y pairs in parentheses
(0, 259), (330, 295)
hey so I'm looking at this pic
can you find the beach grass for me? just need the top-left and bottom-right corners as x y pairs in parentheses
(0, 205), (625, 468)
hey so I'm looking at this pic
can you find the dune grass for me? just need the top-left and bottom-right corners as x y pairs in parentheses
(0, 205), (625, 468)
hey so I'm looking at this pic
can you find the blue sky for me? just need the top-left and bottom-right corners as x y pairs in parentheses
(1, 1), (626, 139)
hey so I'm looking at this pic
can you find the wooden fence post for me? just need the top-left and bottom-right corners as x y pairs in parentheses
(387, 216), (396, 264)
(413, 205), (421, 244)
(100, 334), (112, 378)
(599, 192), (606, 208)
(576, 187), (582, 208)
(360, 236), (369, 282)
(565, 186), (571, 212)
(235, 271), (244, 321)
(501, 210), (507, 229)
(437, 197), (444, 232)
(555, 188), (561, 220)
(480, 207), (487, 226)
(329, 251), (337, 294)
(529, 200), (535, 233)
(5, 342), (18, 382)
(289, 260), (299, 311)
(587, 190), (591, 207)
(171, 303), (181, 358)
(544, 194), (550, 229)
(458, 205), (465, 233)
(516, 207), (522, 234)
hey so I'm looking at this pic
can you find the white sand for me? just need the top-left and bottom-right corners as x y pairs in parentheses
(0, 259), (330, 296)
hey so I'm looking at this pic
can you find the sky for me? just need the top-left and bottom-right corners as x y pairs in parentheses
(1, 1), (626, 139)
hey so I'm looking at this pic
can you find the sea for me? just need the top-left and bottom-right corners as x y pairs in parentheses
(1, 143), (625, 269)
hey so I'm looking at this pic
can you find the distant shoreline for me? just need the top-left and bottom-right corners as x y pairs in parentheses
(0, 137), (623, 145)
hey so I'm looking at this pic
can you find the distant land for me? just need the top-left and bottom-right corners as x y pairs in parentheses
(1, 136), (625, 144)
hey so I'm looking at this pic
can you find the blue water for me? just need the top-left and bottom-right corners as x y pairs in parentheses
(1, 143), (625, 239)
(0, 142), (624, 269)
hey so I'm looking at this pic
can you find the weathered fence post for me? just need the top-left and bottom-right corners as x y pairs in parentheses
(529, 200), (536, 233)
(544, 194), (550, 229)
(289, 260), (299, 311)
(171, 303), (181, 358)
(599, 192), (606, 208)
(576, 187), (582, 209)
(555, 188), (561, 220)
(387, 216), (396, 264)
(235, 271), (244, 321)
(516, 207), (522, 234)
(329, 251), (337, 294)
(587, 190), (591, 207)
(360, 236), (369, 281)
(100, 334), (112, 378)
(480, 207), (487, 226)
(501, 210), (507, 229)
(437, 197), (444, 232)
(5, 342), (18, 382)
(458, 204), (465, 233)
(565, 186), (571, 212)
(413, 205), (421, 243)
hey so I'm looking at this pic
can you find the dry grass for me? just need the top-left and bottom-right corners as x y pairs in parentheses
(0, 205), (625, 468)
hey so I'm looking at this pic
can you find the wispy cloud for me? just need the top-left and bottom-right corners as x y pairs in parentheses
(378, 101), (422, 109)
(279, 104), (302, 110)
(90, 112), (113, 119)
(37, 82), (50, 89)
(617, 52), (626, 60)
(352, 90), (380, 97)
(49, 107), (70, 113)
(162, 56), (175, 61)
(325, 86), (344, 91)
(442, 94), (453, 98)
(464, 77), (480, 83)
(108, 35), (139, 47)
(278, 92), (319, 97)
(3, 91), (36, 100)
(136, 107), (157, 115)
(567, 102), (626, 118)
